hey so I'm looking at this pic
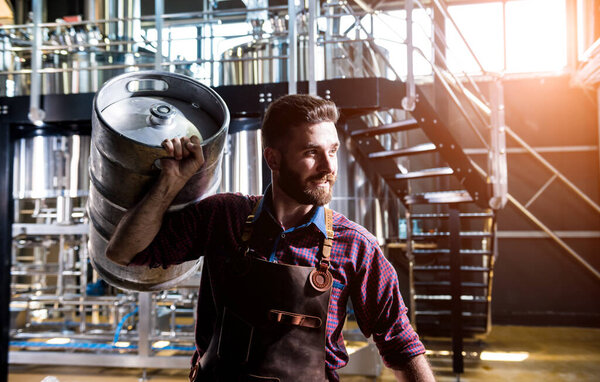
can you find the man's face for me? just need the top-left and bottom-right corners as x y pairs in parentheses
(276, 121), (340, 206)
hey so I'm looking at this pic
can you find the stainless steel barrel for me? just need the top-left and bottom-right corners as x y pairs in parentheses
(88, 71), (229, 291)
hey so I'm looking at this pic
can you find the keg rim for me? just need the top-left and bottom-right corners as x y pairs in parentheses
(93, 70), (230, 149)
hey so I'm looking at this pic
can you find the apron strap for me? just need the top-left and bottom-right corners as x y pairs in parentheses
(318, 208), (334, 271)
(241, 198), (262, 244)
(241, 200), (335, 292)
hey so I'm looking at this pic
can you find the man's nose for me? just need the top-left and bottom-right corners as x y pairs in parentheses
(319, 153), (336, 174)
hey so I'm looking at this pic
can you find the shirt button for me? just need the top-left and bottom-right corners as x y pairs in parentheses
(281, 233), (286, 238)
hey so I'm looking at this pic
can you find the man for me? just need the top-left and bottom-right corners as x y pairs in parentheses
(106, 94), (435, 381)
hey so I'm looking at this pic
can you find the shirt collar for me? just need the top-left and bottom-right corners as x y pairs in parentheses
(255, 184), (328, 237)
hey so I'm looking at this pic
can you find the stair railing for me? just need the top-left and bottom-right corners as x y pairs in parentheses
(328, 0), (501, 190)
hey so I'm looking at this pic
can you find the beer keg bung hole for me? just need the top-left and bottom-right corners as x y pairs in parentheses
(126, 79), (168, 92)
(157, 105), (170, 114)
(149, 103), (176, 126)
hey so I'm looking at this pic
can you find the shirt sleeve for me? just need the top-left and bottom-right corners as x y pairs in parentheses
(129, 194), (222, 268)
(350, 242), (426, 369)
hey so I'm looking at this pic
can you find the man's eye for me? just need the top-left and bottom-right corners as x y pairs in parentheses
(305, 150), (317, 156)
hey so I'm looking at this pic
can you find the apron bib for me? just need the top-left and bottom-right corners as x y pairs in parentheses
(190, 205), (335, 382)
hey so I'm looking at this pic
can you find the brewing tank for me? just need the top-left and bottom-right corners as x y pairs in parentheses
(88, 71), (230, 291)
(13, 129), (90, 200)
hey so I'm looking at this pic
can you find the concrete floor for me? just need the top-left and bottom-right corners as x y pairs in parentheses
(8, 325), (600, 382)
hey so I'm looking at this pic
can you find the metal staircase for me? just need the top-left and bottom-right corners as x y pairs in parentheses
(343, 91), (497, 342)
(324, 0), (507, 373)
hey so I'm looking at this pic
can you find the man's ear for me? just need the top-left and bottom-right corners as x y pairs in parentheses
(264, 147), (281, 171)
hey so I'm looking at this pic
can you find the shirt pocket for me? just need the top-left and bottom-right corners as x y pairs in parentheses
(328, 280), (347, 318)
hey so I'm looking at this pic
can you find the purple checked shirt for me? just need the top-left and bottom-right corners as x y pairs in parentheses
(131, 187), (425, 380)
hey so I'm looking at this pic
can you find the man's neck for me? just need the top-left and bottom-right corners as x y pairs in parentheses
(270, 184), (314, 230)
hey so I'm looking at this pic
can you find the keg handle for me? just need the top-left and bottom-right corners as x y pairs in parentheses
(125, 79), (169, 93)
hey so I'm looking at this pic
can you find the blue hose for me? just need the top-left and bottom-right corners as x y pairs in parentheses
(112, 305), (139, 346)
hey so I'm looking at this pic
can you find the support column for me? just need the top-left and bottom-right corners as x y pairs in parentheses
(449, 207), (463, 375)
(0, 114), (11, 382)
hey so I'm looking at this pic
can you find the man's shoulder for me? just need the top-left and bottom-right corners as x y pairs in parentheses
(196, 192), (261, 214)
(330, 209), (379, 247)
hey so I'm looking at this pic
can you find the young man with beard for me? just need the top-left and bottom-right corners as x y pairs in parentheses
(106, 94), (435, 381)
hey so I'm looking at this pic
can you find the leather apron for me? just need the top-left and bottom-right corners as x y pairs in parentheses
(190, 204), (335, 382)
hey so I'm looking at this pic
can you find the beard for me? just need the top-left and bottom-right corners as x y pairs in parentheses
(278, 157), (336, 206)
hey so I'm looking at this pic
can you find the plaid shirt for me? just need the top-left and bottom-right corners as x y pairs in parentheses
(131, 188), (425, 380)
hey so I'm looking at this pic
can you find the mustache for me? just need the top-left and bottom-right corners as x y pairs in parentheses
(308, 173), (336, 183)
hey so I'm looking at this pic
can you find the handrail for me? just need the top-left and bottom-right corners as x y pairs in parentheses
(470, 161), (600, 282)
(430, 0), (487, 75)
(411, 0), (490, 106)
(413, 46), (489, 149)
(0, 5), (288, 30)
(505, 126), (600, 214)
(339, 1), (402, 81)
(338, 0), (493, 139)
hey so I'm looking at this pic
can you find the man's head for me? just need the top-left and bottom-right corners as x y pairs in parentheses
(261, 94), (340, 206)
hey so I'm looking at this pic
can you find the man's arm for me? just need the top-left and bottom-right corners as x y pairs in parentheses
(392, 354), (435, 382)
(105, 135), (204, 265)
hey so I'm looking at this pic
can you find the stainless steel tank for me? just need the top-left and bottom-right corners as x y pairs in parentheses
(0, 24), (157, 97)
(220, 117), (263, 195)
(13, 131), (90, 200)
(88, 71), (229, 291)
(220, 15), (317, 86)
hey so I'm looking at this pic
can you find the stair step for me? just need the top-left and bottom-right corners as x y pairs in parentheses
(350, 118), (419, 137)
(414, 281), (488, 288)
(416, 324), (488, 336)
(415, 294), (489, 302)
(416, 311), (488, 318)
(412, 249), (493, 256)
(368, 143), (437, 160)
(411, 231), (493, 239)
(413, 265), (491, 272)
(405, 190), (472, 205)
(387, 167), (453, 180)
(411, 212), (494, 219)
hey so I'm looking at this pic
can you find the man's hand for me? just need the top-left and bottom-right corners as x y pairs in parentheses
(160, 135), (205, 184)
(392, 354), (435, 382)
(105, 135), (204, 266)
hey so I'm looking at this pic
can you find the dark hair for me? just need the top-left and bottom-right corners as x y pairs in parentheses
(261, 94), (339, 149)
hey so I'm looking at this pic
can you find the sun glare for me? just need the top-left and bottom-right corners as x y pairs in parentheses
(448, 0), (567, 74)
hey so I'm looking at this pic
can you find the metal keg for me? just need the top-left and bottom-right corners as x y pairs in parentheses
(88, 71), (229, 291)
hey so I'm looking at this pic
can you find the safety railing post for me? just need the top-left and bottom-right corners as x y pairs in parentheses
(288, 0), (298, 95)
(28, 0), (45, 126)
(402, 0), (416, 111)
(155, 0), (164, 70)
(489, 79), (507, 209)
(308, 0), (317, 95)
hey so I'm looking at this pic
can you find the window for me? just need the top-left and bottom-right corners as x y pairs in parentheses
(446, 0), (567, 74)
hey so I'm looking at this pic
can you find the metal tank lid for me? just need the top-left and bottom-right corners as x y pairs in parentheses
(99, 96), (204, 146)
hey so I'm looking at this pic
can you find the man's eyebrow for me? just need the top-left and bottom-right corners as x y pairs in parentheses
(302, 142), (340, 150)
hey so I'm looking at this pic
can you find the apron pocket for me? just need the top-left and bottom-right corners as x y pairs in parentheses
(217, 307), (254, 364)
